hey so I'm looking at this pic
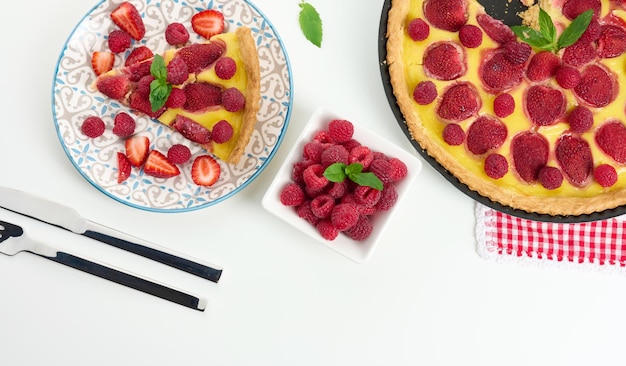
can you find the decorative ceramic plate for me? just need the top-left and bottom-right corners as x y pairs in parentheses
(52, 0), (292, 212)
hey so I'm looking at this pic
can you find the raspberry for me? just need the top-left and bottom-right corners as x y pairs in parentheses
(407, 18), (430, 41)
(342, 139), (361, 152)
(503, 41), (531, 65)
(108, 30), (132, 53)
(484, 153), (508, 179)
(184, 83), (222, 112)
(328, 119), (354, 143)
(595, 120), (626, 164)
(222, 87), (245, 112)
(316, 219), (338, 241)
(166, 144), (191, 164)
(166, 57), (189, 85)
(594, 164), (618, 187)
(127, 59), (153, 82)
(597, 25), (626, 59)
(493, 93), (515, 118)
(555, 135), (593, 187)
(215, 57), (237, 80)
(423, 0), (468, 32)
(413, 81), (437, 105)
(466, 116), (507, 155)
(327, 181), (348, 199)
(112, 112), (136, 137)
(567, 106), (594, 134)
(344, 215), (373, 241)
(302, 141), (324, 162)
(442, 123), (465, 146)
(526, 51), (561, 82)
(348, 145), (374, 169)
(280, 182), (305, 206)
(165, 87), (187, 109)
(423, 42), (466, 81)
(562, 0), (601, 20)
(562, 40), (596, 67)
(81, 116), (106, 138)
(476, 13), (516, 44)
(555, 66), (581, 89)
(331, 203), (360, 231)
(320, 145), (349, 168)
(310, 194), (335, 219)
(297, 200), (319, 225)
(539, 166), (564, 190)
(369, 158), (393, 184)
(458, 24), (482, 48)
(165, 22), (190, 46)
(511, 132), (549, 183)
(292, 160), (313, 185)
(437, 82), (480, 121)
(313, 130), (333, 144)
(374, 184), (398, 212)
(136, 75), (154, 97)
(525, 85), (566, 126)
(353, 185), (381, 207)
(212, 120), (234, 144)
(302, 164), (329, 191)
(388, 158), (408, 182)
(574, 64), (616, 108)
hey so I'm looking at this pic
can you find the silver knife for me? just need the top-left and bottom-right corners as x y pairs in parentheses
(0, 187), (222, 283)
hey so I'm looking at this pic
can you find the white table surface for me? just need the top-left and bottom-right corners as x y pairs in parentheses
(1, 1), (625, 365)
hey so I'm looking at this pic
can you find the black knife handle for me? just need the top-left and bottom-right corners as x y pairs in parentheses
(39, 251), (205, 311)
(83, 231), (222, 283)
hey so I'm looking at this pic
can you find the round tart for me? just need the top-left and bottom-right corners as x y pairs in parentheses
(385, 0), (626, 217)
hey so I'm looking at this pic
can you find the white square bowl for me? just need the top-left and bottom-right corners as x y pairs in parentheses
(262, 106), (423, 263)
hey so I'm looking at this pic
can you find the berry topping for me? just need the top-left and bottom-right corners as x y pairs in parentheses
(423, 0), (468, 32)
(116, 152), (132, 184)
(526, 51), (561, 82)
(525, 85), (566, 126)
(538, 166), (564, 190)
(166, 144), (191, 165)
(413, 81), (437, 105)
(328, 119), (354, 143)
(595, 120), (626, 164)
(476, 13), (516, 44)
(562, 0), (601, 20)
(171, 115), (212, 144)
(465, 116), (507, 155)
(112, 112), (136, 137)
(125, 135), (150, 167)
(484, 153), (508, 179)
(436, 82), (481, 121)
(177, 43), (224, 73)
(442, 123), (465, 146)
(458, 24), (483, 48)
(574, 64), (616, 108)
(144, 150), (181, 178)
(321, 145), (349, 168)
(493, 93), (515, 118)
(344, 215), (373, 241)
(191, 155), (221, 186)
(166, 56), (189, 85)
(407, 18), (430, 41)
(191, 9), (225, 39)
(221, 87), (245, 112)
(562, 40), (597, 67)
(597, 25), (626, 58)
(111, 2), (146, 41)
(567, 106), (594, 133)
(125, 46), (153, 66)
(108, 30), (132, 53)
(503, 41), (531, 65)
(480, 50), (524, 92)
(91, 51), (115, 76)
(594, 164), (618, 187)
(331, 203), (360, 231)
(511, 132), (549, 183)
(423, 42), (466, 81)
(316, 219), (339, 241)
(81, 116), (106, 138)
(310, 194), (335, 219)
(280, 182), (306, 206)
(555, 66), (581, 89)
(164, 87), (187, 109)
(165, 22), (190, 46)
(555, 134), (593, 187)
(215, 57), (237, 80)
(183, 82), (222, 111)
(211, 120), (234, 144)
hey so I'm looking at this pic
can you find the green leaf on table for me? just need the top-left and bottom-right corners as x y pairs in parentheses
(298, 1), (323, 47)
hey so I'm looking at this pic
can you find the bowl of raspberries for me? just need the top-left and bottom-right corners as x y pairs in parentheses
(262, 106), (422, 263)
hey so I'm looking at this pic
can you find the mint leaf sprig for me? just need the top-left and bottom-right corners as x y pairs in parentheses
(510, 8), (593, 53)
(149, 54), (172, 112)
(298, 1), (323, 47)
(324, 162), (383, 191)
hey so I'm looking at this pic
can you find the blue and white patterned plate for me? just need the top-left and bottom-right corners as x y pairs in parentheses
(52, 0), (292, 212)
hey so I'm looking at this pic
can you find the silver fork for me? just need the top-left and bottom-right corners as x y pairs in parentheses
(0, 220), (206, 311)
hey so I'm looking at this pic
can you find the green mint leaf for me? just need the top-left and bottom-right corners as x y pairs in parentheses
(149, 79), (172, 112)
(557, 9), (594, 49)
(150, 54), (167, 81)
(350, 172), (384, 191)
(538, 8), (557, 43)
(344, 163), (364, 178)
(298, 1), (323, 47)
(510, 25), (555, 51)
(324, 162), (348, 182)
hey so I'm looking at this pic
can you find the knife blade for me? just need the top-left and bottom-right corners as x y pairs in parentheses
(0, 187), (222, 283)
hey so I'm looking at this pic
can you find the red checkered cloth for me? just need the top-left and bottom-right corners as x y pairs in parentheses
(475, 204), (626, 271)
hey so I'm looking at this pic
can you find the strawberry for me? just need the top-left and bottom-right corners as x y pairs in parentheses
(465, 116), (507, 155)
(191, 155), (221, 186)
(96, 74), (131, 100)
(574, 64), (616, 108)
(423, 0), (468, 32)
(480, 50), (524, 92)
(555, 134), (593, 187)
(144, 150), (181, 178)
(111, 2), (146, 41)
(177, 43), (224, 73)
(171, 115), (212, 144)
(595, 120), (626, 164)
(124, 46), (153, 67)
(116, 152), (132, 183)
(125, 135), (150, 167)
(423, 41), (466, 81)
(511, 132), (549, 183)
(476, 13), (516, 44)
(524, 85), (566, 126)
(191, 9), (225, 39)
(91, 51), (115, 76)
(436, 82), (481, 121)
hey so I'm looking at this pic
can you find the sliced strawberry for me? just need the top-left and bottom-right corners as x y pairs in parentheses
(111, 2), (146, 41)
(143, 150), (181, 178)
(125, 135), (150, 167)
(96, 74), (131, 100)
(91, 51), (115, 76)
(116, 152), (132, 183)
(124, 46), (153, 67)
(191, 155), (221, 186)
(191, 9), (225, 39)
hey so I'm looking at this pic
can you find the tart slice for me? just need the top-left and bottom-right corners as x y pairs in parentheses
(95, 26), (261, 165)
